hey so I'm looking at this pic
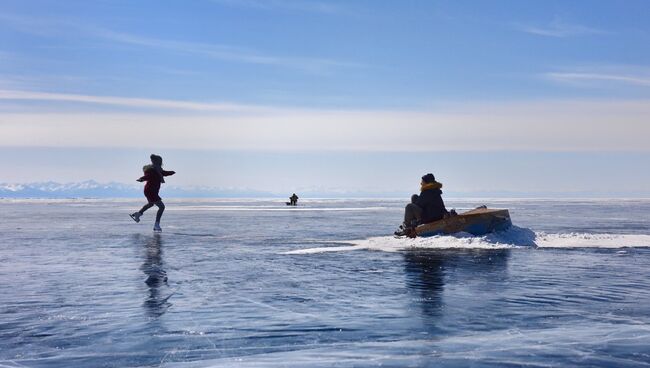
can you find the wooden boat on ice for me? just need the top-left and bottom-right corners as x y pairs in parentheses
(412, 207), (512, 238)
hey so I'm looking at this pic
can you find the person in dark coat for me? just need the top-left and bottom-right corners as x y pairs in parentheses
(396, 173), (448, 236)
(130, 154), (176, 232)
(289, 193), (299, 206)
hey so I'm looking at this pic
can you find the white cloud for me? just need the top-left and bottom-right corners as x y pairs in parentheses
(211, 0), (343, 14)
(95, 29), (362, 73)
(518, 17), (608, 38)
(0, 50), (17, 61)
(0, 13), (71, 37)
(545, 72), (650, 87)
(0, 89), (263, 112)
(0, 13), (361, 73)
(1, 98), (649, 152)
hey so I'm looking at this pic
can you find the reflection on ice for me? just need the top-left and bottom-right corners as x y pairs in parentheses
(403, 252), (445, 321)
(139, 233), (173, 318)
(403, 249), (511, 334)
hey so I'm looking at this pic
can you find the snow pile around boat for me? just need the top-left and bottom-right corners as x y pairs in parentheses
(285, 226), (650, 254)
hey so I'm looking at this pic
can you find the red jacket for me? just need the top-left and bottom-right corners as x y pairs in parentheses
(139, 167), (175, 202)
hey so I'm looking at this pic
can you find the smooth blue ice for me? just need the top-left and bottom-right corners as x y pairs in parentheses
(1, 198), (650, 367)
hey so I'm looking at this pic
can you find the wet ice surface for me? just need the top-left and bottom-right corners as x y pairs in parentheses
(1, 198), (650, 367)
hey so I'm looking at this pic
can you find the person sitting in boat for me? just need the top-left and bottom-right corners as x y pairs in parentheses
(289, 193), (299, 206)
(395, 173), (448, 236)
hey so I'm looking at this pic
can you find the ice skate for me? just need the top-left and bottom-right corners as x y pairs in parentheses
(130, 212), (141, 223)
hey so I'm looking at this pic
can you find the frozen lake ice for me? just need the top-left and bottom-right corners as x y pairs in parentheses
(1, 198), (650, 367)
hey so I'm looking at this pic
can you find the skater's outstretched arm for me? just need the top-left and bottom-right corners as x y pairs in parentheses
(137, 170), (156, 182)
(162, 170), (176, 177)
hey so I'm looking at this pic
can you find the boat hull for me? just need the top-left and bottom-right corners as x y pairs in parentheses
(414, 208), (512, 237)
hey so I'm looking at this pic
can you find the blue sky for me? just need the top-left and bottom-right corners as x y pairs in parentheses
(1, 0), (649, 195)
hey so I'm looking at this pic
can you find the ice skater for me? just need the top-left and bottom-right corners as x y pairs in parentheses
(130, 154), (176, 232)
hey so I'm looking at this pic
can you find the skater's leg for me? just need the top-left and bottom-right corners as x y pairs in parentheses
(139, 202), (154, 214)
(131, 202), (154, 223)
(154, 201), (165, 223)
(152, 201), (165, 232)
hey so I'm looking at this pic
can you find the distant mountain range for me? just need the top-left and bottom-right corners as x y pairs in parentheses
(0, 180), (417, 198)
(1, 181), (648, 199)
(0, 180), (276, 198)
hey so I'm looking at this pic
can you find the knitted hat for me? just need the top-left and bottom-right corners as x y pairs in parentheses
(421, 173), (436, 183)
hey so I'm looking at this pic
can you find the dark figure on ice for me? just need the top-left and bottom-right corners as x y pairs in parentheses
(288, 193), (299, 206)
(395, 173), (448, 236)
(130, 154), (176, 232)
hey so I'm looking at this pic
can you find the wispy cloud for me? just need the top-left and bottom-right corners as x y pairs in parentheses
(0, 89), (263, 112)
(0, 13), (85, 39)
(0, 13), (362, 73)
(543, 66), (650, 87)
(0, 51), (18, 61)
(210, 0), (343, 14)
(546, 72), (650, 87)
(517, 17), (608, 38)
(1, 97), (649, 152)
(152, 67), (202, 76)
(96, 29), (363, 73)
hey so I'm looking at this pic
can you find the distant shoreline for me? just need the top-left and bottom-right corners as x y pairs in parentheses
(2, 197), (650, 201)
